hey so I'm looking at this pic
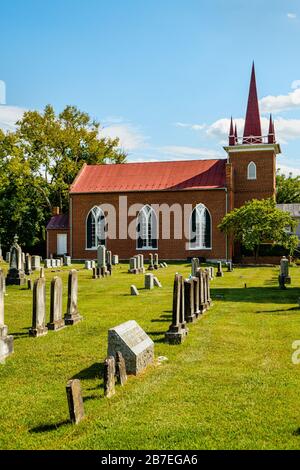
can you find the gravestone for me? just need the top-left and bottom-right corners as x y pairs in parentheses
(92, 267), (98, 279)
(27, 279), (33, 290)
(130, 285), (139, 296)
(5, 252), (10, 264)
(39, 267), (45, 278)
(31, 255), (41, 271)
(184, 278), (196, 323)
(44, 259), (51, 269)
(108, 320), (154, 375)
(148, 253), (154, 271)
(22, 252), (25, 265)
(25, 254), (32, 275)
(280, 256), (291, 284)
(97, 245), (107, 276)
(191, 257), (200, 276)
(64, 270), (83, 325)
(103, 356), (116, 398)
(192, 276), (200, 317)
(139, 254), (145, 273)
(52, 259), (57, 268)
(6, 235), (26, 286)
(66, 379), (85, 424)
(116, 351), (127, 386)
(0, 270), (14, 362)
(278, 274), (287, 289)
(204, 270), (212, 307)
(227, 261), (233, 272)
(129, 257), (137, 274)
(145, 273), (154, 289)
(64, 256), (71, 267)
(153, 276), (162, 288)
(85, 260), (92, 270)
(154, 253), (159, 269)
(216, 261), (223, 277)
(29, 277), (48, 337)
(47, 277), (65, 331)
(165, 273), (188, 344)
(163, 262), (168, 268)
(196, 269), (207, 314)
(112, 254), (119, 265)
(106, 250), (112, 267)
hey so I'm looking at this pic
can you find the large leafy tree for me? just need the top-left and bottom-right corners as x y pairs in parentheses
(218, 198), (299, 260)
(276, 170), (300, 203)
(0, 105), (126, 251)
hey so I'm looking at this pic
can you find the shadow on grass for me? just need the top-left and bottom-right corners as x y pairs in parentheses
(10, 327), (30, 339)
(151, 313), (171, 323)
(29, 420), (70, 433)
(211, 286), (300, 304)
(71, 362), (104, 381)
(256, 306), (300, 314)
(147, 330), (166, 344)
(292, 427), (300, 436)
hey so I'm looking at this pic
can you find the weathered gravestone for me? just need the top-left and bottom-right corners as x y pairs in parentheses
(47, 277), (65, 331)
(196, 269), (207, 314)
(108, 320), (154, 375)
(103, 356), (116, 398)
(130, 285), (139, 296)
(216, 261), (223, 277)
(6, 235), (26, 286)
(191, 257), (200, 276)
(39, 267), (45, 278)
(129, 257), (137, 274)
(92, 267), (98, 279)
(184, 278), (196, 323)
(165, 273), (188, 344)
(278, 274), (286, 290)
(44, 259), (51, 269)
(97, 245), (107, 276)
(85, 260), (92, 270)
(116, 351), (127, 386)
(106, 250), (112, 268)
(27, 279), (33, 291)
(25, 254), (32, 275)
(31, 256), (41, 271)
(112, 254), (119, 265)
(0, 270), (14, 362)
(154, 253), (159, 269)
(29, 277), (48, 337)
(280, 256), (291, 284)
(145, 273), (154, 289)
(5, 252), (10, 264)
(148, 253), (154, 271)
(227, 261), (233, 272)
(64, 256), (71, 267)
(192, 276), (200, 318)
(66, 379), (85, 424)
(64, 270), (82, 325)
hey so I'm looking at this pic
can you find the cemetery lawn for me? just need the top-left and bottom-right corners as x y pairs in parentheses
(1, 262), (300, 450)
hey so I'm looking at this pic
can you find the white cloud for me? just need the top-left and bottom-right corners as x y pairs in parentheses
(174, 122), (206, 131)
(276, 163), (300, 177)
(291, 80), (300, 90)
(259, 88), (300, 113)
(100, 122), (148, 151)
(0, 105), (26, 131)
(287, 13), (297, 19)
(160, 145), (222, 160)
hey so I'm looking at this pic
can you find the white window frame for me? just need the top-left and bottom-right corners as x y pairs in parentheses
(189, 203), (212, 250)
(136, 205), (158, 250)
(247, 161), (257, 180)
(85, 206), (106, 250)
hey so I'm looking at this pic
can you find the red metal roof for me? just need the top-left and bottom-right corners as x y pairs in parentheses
(46, 214), (69, 230)
(70, 159), (226, 194)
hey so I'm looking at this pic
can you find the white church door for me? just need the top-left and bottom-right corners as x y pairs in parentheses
(57, 234), (67, 255)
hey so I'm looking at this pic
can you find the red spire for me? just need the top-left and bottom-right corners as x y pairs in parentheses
(243, 63), (262, 142)
(268, 114), (275, 143)
(234, 123), (238, 143)
(229, 116), (235, 145)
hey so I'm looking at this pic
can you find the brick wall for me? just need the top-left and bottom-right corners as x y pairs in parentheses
(47, 229), (70, 257)
(70, 189), (228, 261)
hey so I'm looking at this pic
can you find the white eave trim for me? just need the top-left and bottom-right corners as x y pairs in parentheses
(223, 143), (281, 154)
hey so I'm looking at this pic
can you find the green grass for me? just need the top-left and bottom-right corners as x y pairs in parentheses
(0, 261), (300, 450)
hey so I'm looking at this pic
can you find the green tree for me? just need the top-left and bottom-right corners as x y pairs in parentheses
(0, 105), (126, 251)
(276, 170), (300, 203)
(218, 198), (299, 260)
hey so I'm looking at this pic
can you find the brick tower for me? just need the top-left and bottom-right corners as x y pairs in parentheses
(224, 63), (281, 209)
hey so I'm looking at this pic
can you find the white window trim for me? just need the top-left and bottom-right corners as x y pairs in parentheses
(136, 205), (158, 250)
(85, 206), (106, 250)
(189, 203), (212, 250)
(247, 161), (257, 180)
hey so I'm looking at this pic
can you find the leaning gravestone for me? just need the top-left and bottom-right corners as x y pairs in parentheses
(130, 285), (139, 296)
(0, 270), (14, 362)
(47, 277), (65, 331)
(6, 235), (26, 286)
(108, 320), (154, 375)
(29, 277), (48, 337)
(103, 356), (116, 398)
(153, 276), (162, 288)
(64, 270), (82, 325)
(165, 273), (188, 344)
(66, 379), (85, 424)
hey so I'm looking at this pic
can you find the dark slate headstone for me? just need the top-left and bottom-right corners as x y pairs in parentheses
(6, 235), (26, 286)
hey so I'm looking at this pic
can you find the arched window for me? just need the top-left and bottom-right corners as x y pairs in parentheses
(136, 205), (158, 249)
(189, 204), (211, 249)
(86, 206), (106, 249)
(247, 161), (257, 180)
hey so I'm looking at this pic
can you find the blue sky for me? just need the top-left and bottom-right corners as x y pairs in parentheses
(1, 0), (300, 173)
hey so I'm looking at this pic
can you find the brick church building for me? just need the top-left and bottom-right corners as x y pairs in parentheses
(46, 65), (281, 261)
